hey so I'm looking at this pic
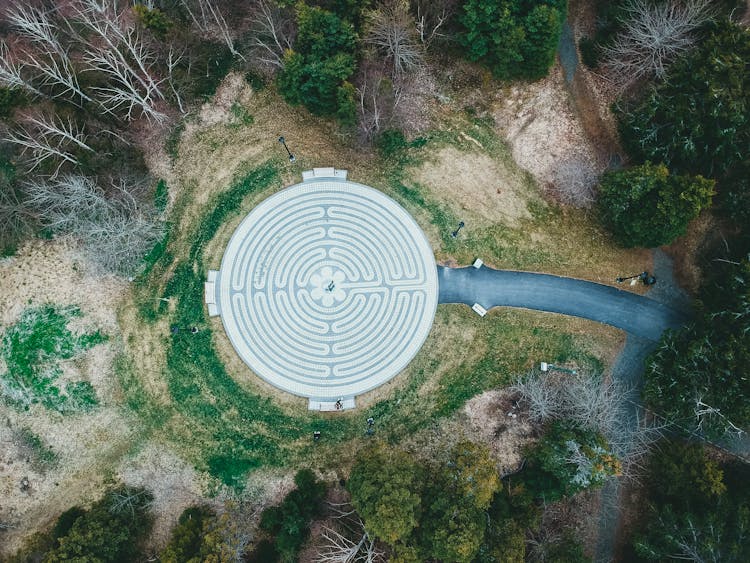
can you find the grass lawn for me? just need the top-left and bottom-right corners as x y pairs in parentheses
(0, 304), (106, 413)
(118, 83), (631, 488)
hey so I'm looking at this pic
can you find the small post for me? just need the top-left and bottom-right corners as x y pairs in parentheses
(451, 221), (465, 238)
(278, 136), (296, 163)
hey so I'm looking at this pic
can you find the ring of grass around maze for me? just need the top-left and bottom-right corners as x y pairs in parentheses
(214, 176), (439, 402)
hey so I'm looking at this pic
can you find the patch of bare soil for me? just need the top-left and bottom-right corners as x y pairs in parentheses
(118, 444), (217, 548)
(461, 389), (536, 476)
(410, 147), (532, 227)
(492, 65), (608, 207)
(0, 239), (125, 330)
(0, 408), (136, 554)
(392, 65), (440, 136)
(664, 212), (717, 294)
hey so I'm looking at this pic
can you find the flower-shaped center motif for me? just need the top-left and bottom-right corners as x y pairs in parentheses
(310, 267), (346, 306)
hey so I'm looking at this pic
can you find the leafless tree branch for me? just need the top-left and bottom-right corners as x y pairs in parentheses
(179, 0), (242, 59)
(365, 0), (424, 79)
(412, 0), (456, 49)
(73, 0), (165, 121)
(25, 175), (165, 275)
(602, 0), (716, 88)
(246, 0), (295, 70)
(0, 40), (44, 97)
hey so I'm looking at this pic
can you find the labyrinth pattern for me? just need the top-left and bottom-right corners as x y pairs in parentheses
(212, 173), (438, 403)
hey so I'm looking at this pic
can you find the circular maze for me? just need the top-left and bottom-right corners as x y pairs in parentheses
(215, 175), (438, 401)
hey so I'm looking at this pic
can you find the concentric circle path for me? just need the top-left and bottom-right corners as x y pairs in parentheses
(210, 172), (438, 404)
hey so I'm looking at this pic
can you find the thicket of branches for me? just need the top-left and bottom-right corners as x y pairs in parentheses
(601, 0), (716, 89)
(512, 370), (664, 479)
(0, 0), (249, 271)
(25, 175), (164, 275)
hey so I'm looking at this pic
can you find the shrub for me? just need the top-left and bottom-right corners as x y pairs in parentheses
(522, 421), (620, 502)
(459, 0), (567, 80)
(133, 5), (173, 39)
(597, 162), (714, 248)
(161, 505), (216, 563)
(43, 486), (153, 562)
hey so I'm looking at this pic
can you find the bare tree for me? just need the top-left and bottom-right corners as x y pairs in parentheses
(365, 1), (423, 79)
(73, 0), (165, 121)
(5, 3), (92, 103)
(512, 370), (665, 479)
(412, 0), (456, 49)
(166, 46), (186, 114)
(25, 175), (165, 275)
(355, 68), (397, 141)
(314, 503), (385, 563)
(548, 155), (599, 208)
(511, 372), (566, 423)
(4, 113), (91, 176)
(246, 0), (295, 70)
(0, 183), (35, 254)
(0, 40), (44, 97)
(602, 0), (716, 88)
(563, 375), (631, 438)
(21, 49), (92, 104)
(315, 525), (384, 563)
(109, 487), (152, 517)
(179, 0), (242, 58)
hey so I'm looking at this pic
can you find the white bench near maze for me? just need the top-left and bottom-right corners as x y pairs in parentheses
(308, 397), (356, 411)
(205, 269), (220, 317)
(302, 168), (348, 182)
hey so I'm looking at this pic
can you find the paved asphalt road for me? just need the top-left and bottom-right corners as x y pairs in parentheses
(438, 266), (689, 341)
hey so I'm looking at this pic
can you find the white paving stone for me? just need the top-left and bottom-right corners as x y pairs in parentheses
(213, 175), (438, 401)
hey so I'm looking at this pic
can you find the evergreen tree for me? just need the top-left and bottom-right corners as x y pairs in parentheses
(597, 162), (714, 248)
(459, 0), (567, 80)
(644, 258), (750, 438)
(277, 4), (357, 120)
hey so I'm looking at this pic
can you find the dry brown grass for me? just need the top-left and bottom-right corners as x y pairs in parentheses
(410, 147), (532, 227)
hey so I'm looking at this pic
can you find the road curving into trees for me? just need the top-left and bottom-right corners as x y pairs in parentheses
(438, 265), (689, 341)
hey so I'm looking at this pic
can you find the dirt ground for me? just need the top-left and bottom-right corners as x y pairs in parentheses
(0, 239), (134, 554)
(461, 389), (536, 475)
(411, 147), (533, 227)
(491, 64), (608, 207)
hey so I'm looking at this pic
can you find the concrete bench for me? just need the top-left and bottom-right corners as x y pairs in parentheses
(308, 397), (356, 411)
(302, 168), (348, 182)
(472, 303), (487, 317)
(205, 270), (219, 317)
